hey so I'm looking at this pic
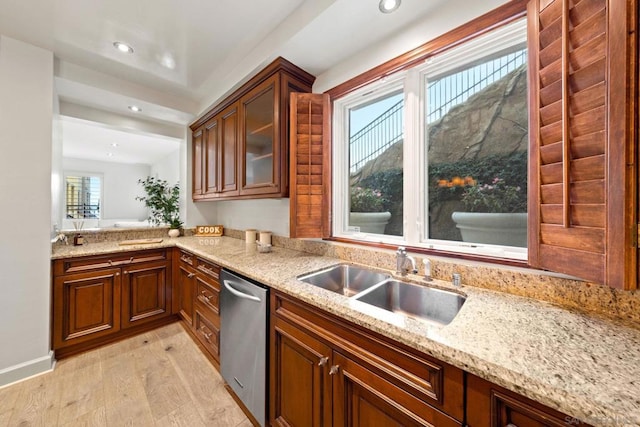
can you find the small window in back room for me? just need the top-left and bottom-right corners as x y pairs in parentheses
(65, 174), (102, 219)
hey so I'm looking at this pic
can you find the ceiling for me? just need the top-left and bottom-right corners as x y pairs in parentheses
(61, 116), (181, 165)
(0, 0), (451, 161)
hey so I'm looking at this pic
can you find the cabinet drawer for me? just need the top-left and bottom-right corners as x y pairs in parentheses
(196, 276), (220, 314)
(55, 249), (167, 275)
(194, 307), (220, 360)
(196, 258), (220, 280)
(178, 250), (195, 267)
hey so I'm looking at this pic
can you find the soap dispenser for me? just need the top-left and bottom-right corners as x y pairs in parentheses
(422, 258), (432, 282)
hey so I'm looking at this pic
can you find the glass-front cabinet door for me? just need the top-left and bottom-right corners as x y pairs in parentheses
(240, 75), (280, 196)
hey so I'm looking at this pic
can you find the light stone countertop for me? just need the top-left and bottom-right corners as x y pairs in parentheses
(52, 236), (640, 424)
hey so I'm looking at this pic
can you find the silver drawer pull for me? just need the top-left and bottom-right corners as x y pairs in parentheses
(329, 365), (340, 375)
(200, 291), (212, 302)
(129, 257), (134, 263)
(318, 356), (329, 367)
(180, 255), (192, 263)
(187, 272), (195, 279)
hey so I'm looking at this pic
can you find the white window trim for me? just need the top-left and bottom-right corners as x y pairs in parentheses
(63, 171), (104, 220)
(332, 18), (528, 261)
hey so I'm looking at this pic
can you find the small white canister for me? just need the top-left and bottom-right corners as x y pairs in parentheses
(258, 230), (272, 246)
(245, 229), (257, 243)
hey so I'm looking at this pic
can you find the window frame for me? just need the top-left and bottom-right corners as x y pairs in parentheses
(326, 0), (527, 266)
(332, 18), (529, 261)
(64, 171), (104, 220)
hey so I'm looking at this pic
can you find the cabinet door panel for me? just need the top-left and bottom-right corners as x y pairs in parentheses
(271, 317), (332, 427)
(220, 102), (239, 196)
(121, 261), (170, 328)
(205, 118), (220, 195)
(177, 264), (196, 327)
(240, 75), (280, 196)
(192, 127), (204, 198)
(333, 352), (460, 427)
(53, 269), (121, 349)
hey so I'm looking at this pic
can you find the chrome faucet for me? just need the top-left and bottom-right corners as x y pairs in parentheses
(53, 233), (68, 245)
(396, 247), (418, 276)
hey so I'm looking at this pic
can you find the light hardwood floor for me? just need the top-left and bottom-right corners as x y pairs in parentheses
(0, 322), (251, 426)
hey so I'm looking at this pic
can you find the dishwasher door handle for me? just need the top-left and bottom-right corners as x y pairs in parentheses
(223, 279), (262, 302)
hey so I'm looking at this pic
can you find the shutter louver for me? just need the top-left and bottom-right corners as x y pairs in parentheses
(289, 93), (331, 238)
(528, 0), (637, 288)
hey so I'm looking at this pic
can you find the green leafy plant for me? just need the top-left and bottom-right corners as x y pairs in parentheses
(460, 177), (527, 213)
(350, 187), (388, 212)
(136, 177), (183, 228)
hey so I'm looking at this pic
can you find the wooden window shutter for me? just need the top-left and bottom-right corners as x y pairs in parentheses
(528, 0), (637, 289)
(290, 93), (331, 238)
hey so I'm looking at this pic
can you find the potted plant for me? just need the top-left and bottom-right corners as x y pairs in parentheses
(349, 187), (391, 234)
(136, 177), (183, 237)
(451, 177), (527, 247)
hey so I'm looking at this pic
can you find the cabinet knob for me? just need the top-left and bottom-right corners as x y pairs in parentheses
(123, 271), (128, 275)
(129, 257), (134, 263)
(329, 365), (340, 375)
(200, 291), (212, 302)
(108, 260), (113, 266)
(187, 273), (195, 278)
(318, 356), (329, 367)
(115, 272), (120, 276)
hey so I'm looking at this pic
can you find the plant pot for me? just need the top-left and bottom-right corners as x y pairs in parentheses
(451, 212), (527, 247)
(349, 212), (392, 234)
(168, 228), (180, 238)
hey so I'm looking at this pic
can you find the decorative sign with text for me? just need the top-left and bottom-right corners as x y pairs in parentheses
(195, 225), (224, 237)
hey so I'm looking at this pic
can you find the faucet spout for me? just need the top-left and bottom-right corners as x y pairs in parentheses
(396, 246), (418, 276)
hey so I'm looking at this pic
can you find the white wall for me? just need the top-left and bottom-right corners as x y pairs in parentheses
(62, 158), (150, 227)
(150, 150), (180, 186)
(0, 35), (54, 385)
(51, 87), (64, 232)
(185, 0), (508, 237)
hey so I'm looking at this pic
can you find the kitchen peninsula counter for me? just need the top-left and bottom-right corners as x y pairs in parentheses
(52, 236), (640, 423)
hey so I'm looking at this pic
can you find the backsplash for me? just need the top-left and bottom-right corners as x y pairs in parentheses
(229, 228), (640, 325)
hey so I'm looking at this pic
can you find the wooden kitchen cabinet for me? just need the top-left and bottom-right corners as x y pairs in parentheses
(190, 57), (315, 201)
(175, 248), (221, 363)
(466, 374), (592, 427)
(271, 316), (333, 427)
(121, 259), (171, 328)
(176, 250), (197, 326)
(52, 268), (121, 350)
(270, 291), (464, 427)
(52, 249), (174, 358)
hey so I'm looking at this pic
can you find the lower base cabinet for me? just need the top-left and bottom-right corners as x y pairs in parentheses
(466, 374), (592, 427)
(52, 249), (174, 357)
(270, 291), (464, 427)
(175, 249), (221, 364)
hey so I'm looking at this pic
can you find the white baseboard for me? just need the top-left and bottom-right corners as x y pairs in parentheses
(0, 351), (55, 388)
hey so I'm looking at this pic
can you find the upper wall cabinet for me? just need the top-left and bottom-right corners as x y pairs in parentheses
(527, 0), (638, 289)
(190, 57), (315, 201)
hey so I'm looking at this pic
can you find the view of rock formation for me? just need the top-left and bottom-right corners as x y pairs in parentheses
(351, 64), (528, 238)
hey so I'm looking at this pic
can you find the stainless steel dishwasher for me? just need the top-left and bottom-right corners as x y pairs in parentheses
(220, 269), (269, 426)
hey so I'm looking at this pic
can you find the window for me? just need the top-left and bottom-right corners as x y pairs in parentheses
(333, 19), (528, 260)
(65, 174), (102, 219)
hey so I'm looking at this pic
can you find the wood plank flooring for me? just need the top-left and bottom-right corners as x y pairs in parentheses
(0, 322), (251, 426)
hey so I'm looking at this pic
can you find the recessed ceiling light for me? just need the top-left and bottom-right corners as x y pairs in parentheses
(107, 152), (114, 157)
(111, 143), (119, 147)
(113, 41), (134, 54)
(128, 105), (142, 112)
(379, 0), (401, 13)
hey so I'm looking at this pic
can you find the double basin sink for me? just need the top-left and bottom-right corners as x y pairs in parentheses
(297, 264), (466, 326)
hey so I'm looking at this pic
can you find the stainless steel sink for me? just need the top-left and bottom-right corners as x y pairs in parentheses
(298, 264), (390, 297)
(353, 279), (466, 325)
